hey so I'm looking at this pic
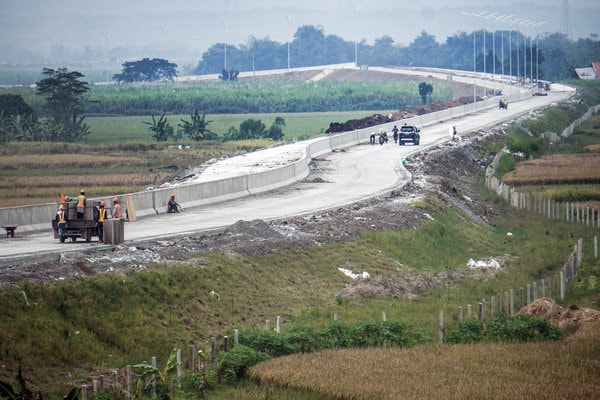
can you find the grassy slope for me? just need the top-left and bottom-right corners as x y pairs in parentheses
(1, 195), (598, 399)
(1, 80), (599, 399)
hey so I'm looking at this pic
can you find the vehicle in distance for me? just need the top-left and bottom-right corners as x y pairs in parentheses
(398, 124), (420, 145)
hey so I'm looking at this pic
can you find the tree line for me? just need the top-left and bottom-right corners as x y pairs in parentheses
(194, 25), (599, 83)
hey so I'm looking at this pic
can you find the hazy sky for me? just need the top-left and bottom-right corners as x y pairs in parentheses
(1, 0), (598, 65)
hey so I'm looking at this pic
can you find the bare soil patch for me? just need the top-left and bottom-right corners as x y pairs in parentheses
(520, 298), (600, 328)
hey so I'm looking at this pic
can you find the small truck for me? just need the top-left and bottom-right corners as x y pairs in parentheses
(51, 202), (109, 242)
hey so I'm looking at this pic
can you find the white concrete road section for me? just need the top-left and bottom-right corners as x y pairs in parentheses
(0, 84), (574, 264)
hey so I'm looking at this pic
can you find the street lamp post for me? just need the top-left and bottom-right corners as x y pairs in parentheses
(286, 15), (293, 71)
(491, 15), (506, 95)
(531, 21), (546, 89)
(534, 22), (546, 92)
(507, 18), (522, 81)
(498, 15), (513, 77)
(481, 12), (497, 76)
(103, 32), (111, 84)
(461, 11), (490, 103)
(515, 19), (530, 84)
(222, 21), (230, 70)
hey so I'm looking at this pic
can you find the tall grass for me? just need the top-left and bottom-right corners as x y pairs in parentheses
(502, 153), (600, 185)
(248, 322), (600, 400)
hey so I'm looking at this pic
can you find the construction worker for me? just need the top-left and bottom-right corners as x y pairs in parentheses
(167, 194), (181, 213)
(96, 201), (106, 242)
(77, 189), (86, 219)
(55, 204), (67, 238)
(112, 197), (123, 219)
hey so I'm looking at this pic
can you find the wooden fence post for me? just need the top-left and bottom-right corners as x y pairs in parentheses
(542, 278), (546, 298)
(198, 351), (206, 397)
(152, 356), (157, 397)
(126, 365), (132, 399)
(533, 281), (538, 300)
(210, 337), (216, 368)
(234, 329), (239, 346)
(510, 289), (514, 316)
(458, 306), (463, 322)
(560, 269), (565, 300)
(497, 293), (502, 313)
(482, 299), (487, 327)
(490, 296), (495, 318)
(81, 385), (87, 400)
(467, 304), (472, 318)
(189, 345), (195, 371)
(438, 310), (444, 343)
(177, 348), (182, 385)
(277, 316), (282, 333)
(113, 370), (118, 392)
(382, 311), (387, 321)
(520, 287), (524, 309)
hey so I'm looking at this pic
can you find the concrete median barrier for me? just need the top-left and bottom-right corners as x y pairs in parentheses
(0, 79), (543, 234)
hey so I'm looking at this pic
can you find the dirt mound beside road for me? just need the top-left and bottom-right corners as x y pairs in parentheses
(325, 96), (478, 134)
(520, 298), (600, 328)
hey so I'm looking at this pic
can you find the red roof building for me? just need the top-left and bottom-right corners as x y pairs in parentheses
(592, 62), (600, 78)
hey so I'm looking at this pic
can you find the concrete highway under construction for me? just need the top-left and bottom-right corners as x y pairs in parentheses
(0, 66), (576, 266)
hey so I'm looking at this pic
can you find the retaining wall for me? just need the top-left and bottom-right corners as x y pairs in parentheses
(0, 81), (538, 234)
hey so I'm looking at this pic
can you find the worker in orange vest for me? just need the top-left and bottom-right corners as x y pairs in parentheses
(112, 197), (123, 219)
(77, 189), (86, 219)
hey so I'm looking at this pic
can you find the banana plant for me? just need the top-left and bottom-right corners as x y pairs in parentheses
(131, 348), (181, 400)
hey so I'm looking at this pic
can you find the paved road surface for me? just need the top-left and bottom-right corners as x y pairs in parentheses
(0, 88), (573, 265)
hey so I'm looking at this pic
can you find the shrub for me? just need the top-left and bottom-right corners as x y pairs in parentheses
(485, 314), (563, 342)
(283, 324), (317, 353)
(235, 329), (293, 357)
(495, 153), (516, 179)
(216, 345), (270, 382)
(444, 318), (485, 344)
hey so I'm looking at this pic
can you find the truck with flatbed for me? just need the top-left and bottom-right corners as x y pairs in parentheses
(51, 202), (110, 242)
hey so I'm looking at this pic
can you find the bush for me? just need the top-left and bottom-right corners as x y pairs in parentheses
(495, 153), (516, 179)
(444, 318), (485, 344)
(216, 345), (270, 382)
(485, 314), (563, 342)
(235, 329), (293, 357)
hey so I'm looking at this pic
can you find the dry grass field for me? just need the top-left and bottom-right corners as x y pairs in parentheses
(503, 153), (600, 185)
(249, 321), (600, 400)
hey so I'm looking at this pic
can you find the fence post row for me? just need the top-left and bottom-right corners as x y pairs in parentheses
(440, 237), (586, 342)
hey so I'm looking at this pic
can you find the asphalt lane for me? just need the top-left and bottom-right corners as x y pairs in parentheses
(0, 88), (573, 263)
